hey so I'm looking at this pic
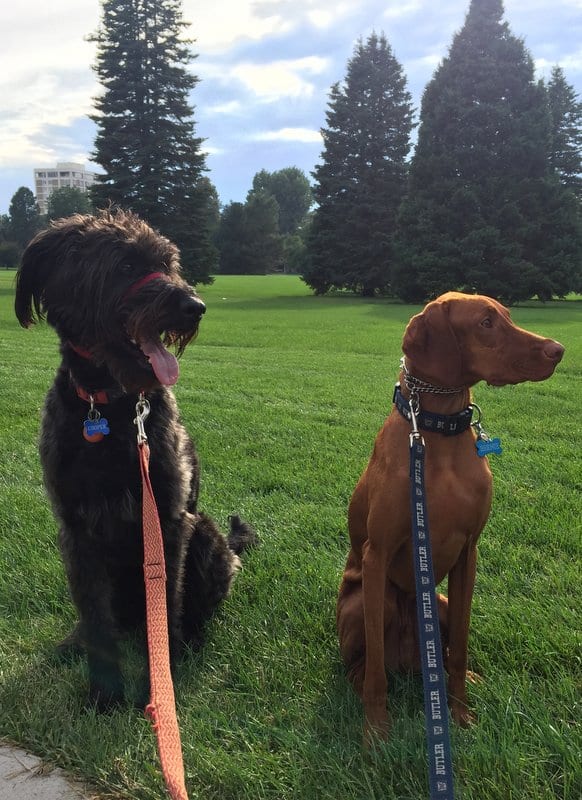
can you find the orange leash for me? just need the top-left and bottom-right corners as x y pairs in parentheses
(135, 397), (189, 800)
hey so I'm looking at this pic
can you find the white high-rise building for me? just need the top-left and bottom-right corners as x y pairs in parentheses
(33, 162), (97, 214)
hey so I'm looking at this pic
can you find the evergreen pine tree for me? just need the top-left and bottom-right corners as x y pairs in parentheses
(546, 66), (582, 198)
(394, 0), (573, 302)
(90, 0), (216, 283)
(303, 32), (414, 296)
(217, 203), (249, 274)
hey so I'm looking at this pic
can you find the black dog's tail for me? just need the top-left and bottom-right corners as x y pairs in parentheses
(227, 515), (258, 555)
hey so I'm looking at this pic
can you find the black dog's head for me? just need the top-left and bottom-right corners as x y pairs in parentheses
(15, 209), (206, 391)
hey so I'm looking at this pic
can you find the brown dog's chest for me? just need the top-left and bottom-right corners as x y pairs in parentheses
(368, 423), (493, 593)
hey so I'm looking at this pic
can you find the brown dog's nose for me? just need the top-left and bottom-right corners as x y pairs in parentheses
(181, 296), (206, 319)
(544, 341), (565, 362)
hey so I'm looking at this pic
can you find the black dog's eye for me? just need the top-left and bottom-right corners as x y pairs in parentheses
(120, 262), (138, 275)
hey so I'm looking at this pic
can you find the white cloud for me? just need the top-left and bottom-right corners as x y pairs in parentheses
(307, 10), (335, 28)
(185, 0), (366, 51)
(253, 127), (322, 143)
(0, 2), (98, 168)
(535, 47), (582, 77)
(230, 56), (329, 101)
(185, 1), (291, 52)
(205, 100), (244, 115)
(384, 1), (423, 19)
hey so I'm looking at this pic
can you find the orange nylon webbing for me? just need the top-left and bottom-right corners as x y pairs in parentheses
(139, 441), (189, 800)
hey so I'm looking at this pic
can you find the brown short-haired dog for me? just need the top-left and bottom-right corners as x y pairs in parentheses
(15, 209), (256, 711)
(336, 291), (564, 741)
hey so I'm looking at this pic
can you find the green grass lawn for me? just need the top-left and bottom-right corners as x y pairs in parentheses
(0, 271), (580, 800)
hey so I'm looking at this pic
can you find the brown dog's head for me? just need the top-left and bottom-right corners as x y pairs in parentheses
(402, 291), (564, 389)
(15, 209), (205, 391)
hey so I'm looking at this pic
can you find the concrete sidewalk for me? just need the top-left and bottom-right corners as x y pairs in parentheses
(0, 744), (93, 800)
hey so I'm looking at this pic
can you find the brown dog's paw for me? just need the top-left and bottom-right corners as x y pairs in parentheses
(450, 699), (476, 728)
(363, 709), (390, 746)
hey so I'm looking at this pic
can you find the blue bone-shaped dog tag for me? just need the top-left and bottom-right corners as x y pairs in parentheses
(476, 437), (502, 457)
(84, 418), (110, 436)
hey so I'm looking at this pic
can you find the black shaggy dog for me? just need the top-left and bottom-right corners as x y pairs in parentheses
(15, 209), (256, 711)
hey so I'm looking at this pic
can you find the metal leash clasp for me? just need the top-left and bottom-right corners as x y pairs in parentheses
(134, 393), (150, 445)
(408, 387), (425, 447)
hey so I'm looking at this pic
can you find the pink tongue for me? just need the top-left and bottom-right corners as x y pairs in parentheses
(140, 338), (179, 385)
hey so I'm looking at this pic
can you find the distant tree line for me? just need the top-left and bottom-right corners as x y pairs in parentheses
(3, 0), (581, 301)
(216, 167), (313, 275)
(0, 186), (94, 267)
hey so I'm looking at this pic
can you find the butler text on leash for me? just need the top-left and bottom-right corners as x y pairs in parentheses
(336, 291), (564, 750)
(14, 209), (256, 796)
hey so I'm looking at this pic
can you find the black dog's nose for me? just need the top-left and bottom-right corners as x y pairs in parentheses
(181, 296), (206, 319)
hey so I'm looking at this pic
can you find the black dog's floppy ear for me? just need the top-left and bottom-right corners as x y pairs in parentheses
(15, 228), (57, 327)
(402, 297), (464, 389)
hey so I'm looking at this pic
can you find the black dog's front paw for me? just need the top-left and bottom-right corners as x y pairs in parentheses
(87, 658), (125, 712)
(88, 682), (124, 713)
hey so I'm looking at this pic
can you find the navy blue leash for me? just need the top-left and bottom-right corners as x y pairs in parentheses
(409, 408), (455, 800)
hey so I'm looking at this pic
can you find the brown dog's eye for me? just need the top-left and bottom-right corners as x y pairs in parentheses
(481, 317), (493, 328)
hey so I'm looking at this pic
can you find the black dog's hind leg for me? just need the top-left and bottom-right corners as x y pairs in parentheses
(181, 513), (256, 649)
(59, 529), (125, 712)
(55, 622), (84, 662)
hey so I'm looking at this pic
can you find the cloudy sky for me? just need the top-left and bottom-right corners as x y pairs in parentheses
(1, 0), (581, 215)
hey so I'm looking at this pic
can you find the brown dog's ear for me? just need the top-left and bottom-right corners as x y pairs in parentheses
(14, 229), (55, 327)
(402, 298), (464, 388)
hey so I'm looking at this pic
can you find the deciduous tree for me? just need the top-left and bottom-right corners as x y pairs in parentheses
(251, 168), (313, 235)
(8, 187), (41, 249)
(46, 187), (93, 221)
(216, 192), (282, 274)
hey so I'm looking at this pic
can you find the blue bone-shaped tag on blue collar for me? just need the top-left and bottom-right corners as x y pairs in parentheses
(476, 437), (502, 457)
(84, 418), (110, 436)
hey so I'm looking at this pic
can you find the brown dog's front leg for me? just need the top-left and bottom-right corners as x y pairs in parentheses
(446, 543), (478, 727)
(361, 538), (391, 742)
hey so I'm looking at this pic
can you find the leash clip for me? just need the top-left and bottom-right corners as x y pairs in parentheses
(408, 388), (425, 447)
(134, 393), (150, 445)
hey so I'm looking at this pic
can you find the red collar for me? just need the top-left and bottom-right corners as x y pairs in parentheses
(67, 344), (109, 403)
(70, 342), (94, 360)
(123, 271), (166, 300)
(75, 385), (110, 404)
